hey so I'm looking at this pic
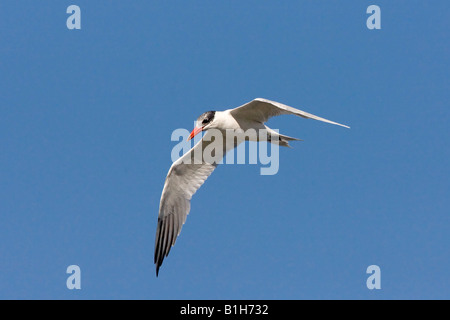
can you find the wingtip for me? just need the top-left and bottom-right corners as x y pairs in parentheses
(329, 120), (350, 129)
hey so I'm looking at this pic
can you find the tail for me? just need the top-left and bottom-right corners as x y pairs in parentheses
(278, 133), (302, 148)
(264, 126), (301, 148)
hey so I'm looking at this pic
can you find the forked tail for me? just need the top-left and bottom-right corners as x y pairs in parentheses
(277, 133), (302, 148)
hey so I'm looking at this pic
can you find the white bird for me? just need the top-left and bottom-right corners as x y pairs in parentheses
(154, 98), (349, 275)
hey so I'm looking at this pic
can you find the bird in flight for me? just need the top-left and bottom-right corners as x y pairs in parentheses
(154, 98), (349, 276)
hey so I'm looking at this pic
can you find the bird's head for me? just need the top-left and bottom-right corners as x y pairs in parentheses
(188, 111), (216, 140)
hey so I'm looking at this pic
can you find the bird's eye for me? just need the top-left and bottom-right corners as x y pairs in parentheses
(202, 119), (209, 124)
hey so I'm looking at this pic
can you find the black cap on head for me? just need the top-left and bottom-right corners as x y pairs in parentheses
(197, 111), (216, 125)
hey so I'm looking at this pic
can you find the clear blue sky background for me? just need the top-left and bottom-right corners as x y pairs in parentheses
(1, 1), (448, 299)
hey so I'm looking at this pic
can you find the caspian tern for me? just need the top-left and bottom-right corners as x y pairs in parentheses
(154, 98), (349, 275)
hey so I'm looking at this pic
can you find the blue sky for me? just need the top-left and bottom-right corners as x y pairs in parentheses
(0, 1), (449, 299)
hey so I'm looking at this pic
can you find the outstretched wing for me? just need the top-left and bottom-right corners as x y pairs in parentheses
(230, 98), (350, 128)
(155, 130), (231, 276)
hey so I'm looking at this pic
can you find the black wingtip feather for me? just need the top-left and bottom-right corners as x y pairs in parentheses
(154, 218), (164, 277)
(154, 215), (177, 277)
